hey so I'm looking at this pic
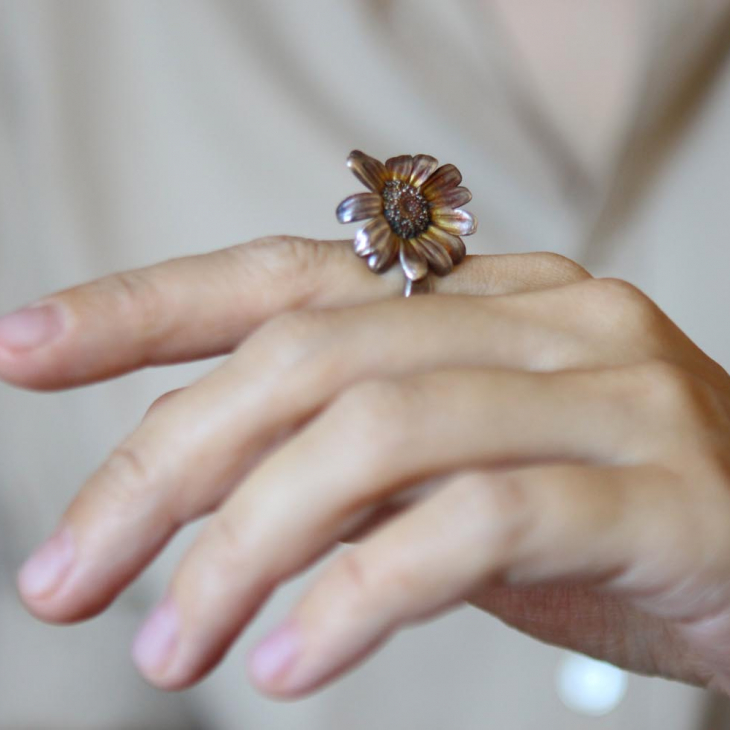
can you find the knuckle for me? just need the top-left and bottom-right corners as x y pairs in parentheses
(247, 308), (332, 369)
(330, 549), (420, 608)
(379, 563), (420, 602)
(100, 443), (157, 510)
(641, 360), (694, 405)
(104, 269), (166, 341)
(591, 276), (646, 303)
(447, 471), (532, 560)
(532, 252), (592, 284)
(332, 550), (372, 597)
(179, 517), (265, 609)
(206, 512), (250, 569)
(586, 277), (665, 336)
(333, 379), (417, 454)
(634, 361), (709, 421)
(240, 236), (331, 291)
(144, 388), (185, 420)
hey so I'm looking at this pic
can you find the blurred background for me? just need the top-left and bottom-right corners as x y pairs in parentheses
(2, 1), (730, 728)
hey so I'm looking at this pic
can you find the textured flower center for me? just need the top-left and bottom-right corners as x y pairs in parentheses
(381, 180), (430, 239)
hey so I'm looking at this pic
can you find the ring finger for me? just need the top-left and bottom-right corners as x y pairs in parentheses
(245, 462), (676, 697)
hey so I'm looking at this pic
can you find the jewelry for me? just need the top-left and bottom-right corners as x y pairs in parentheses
(336, 151), (477, 296)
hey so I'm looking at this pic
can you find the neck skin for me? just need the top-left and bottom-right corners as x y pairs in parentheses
(490, 1), (730, 179)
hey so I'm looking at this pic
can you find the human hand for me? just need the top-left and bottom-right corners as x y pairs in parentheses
(3, 237), (730, 698)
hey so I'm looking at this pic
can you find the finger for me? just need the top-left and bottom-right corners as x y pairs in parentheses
(244, 463), (677, 696)
(15, 286), (606, 626)
(134, 366), (658, 689)
(337, 477), (444, 544)
(0, 237), (589, 390)
(143, 387), (187, 419)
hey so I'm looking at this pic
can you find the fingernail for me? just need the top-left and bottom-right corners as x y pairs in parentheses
(0, 303), (64, 352)
(17, 526), (75, 599)
(132, 596), (180, 675)
(249, 619), (301, 685)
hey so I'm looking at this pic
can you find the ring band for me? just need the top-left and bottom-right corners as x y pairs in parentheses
(336, 150), (477, 297)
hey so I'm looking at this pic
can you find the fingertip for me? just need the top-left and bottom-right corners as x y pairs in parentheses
(16, 539), (122, 626)
(17, 525), (73, 589)
(245, 612), (386, 700)
(16, 580), (117, 626)
(131, 662), (196, 693)
(247, 619), (301, 692)
(0, 300), (78, 391)
(0, 302), (65, 352)
(131, 595), (181, 684)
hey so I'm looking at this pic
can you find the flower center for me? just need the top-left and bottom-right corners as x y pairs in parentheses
(381, 180), (431, 239)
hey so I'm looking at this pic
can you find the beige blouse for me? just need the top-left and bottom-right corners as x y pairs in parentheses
(2, 1), (730, 727)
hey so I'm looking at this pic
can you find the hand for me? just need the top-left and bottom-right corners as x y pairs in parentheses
(4, 236), (730, 699)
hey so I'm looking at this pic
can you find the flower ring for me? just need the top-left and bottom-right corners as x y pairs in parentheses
(336, 150), (477, 296)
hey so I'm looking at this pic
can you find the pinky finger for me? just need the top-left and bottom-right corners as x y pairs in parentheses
(245, 463), (680, 697)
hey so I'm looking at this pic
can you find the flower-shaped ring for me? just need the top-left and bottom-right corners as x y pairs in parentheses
(336, 150), (477, 296)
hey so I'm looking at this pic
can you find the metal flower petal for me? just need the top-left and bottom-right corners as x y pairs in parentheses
(368, 238), (400, 272)
(336, 192), (383, 223)
(385, 155), (414, 181)
(427, 185), (472, 210)
(409, 154), (439, 188)
(354, 215), (398, 260)
(430, 208), (478, 236)
(412, 235), (453, 276)
(421, 164), (463, 199)
(347, 150), (389, 193)
(418, 225), (467, 265)
(399, 238), (429, 281)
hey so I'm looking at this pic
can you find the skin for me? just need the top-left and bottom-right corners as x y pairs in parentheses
(4, 236), (730, 698)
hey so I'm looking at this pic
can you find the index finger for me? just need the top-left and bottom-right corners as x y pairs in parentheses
(0, 236), (589, 390)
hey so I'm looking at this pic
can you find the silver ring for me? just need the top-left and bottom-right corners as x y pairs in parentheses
(336, 151), (477, 297)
